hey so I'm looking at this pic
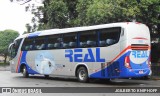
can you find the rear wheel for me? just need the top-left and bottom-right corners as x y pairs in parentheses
(77, 67), (89, 83)
(22, 66), (29, 78)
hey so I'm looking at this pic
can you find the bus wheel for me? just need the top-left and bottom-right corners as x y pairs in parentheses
(77, 67), (89, 83)
(44, 75), (49, 78)
(22, 66), (29, 78)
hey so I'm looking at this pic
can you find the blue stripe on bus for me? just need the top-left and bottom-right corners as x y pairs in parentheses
(89, 51), (150, 79)
(28, 32), (41, 38)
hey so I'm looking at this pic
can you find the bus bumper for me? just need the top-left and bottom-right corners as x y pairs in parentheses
(120, 68), (151, 78)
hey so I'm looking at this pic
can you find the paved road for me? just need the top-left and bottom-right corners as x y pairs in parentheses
(0, 71), (160, 87)
(0, 71), (160, 96)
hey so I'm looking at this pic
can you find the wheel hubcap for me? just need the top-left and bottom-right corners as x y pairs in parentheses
(79, 70), (86, 80)
(23, 68), (26, 74)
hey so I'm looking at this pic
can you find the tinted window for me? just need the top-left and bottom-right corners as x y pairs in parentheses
(21, 38), (34, 51)
(98, 27), (121, 47)
(34, 36), (46, 50)
(62, 33), (77, 48)
(21, 27), (121, 50)
(47, 34), (62, 49)
(79, 31), (97, 48)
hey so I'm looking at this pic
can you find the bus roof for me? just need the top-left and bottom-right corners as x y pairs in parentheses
(16, 22), (146, 40)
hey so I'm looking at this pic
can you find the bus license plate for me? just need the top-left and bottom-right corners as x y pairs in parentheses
(139, 70), (144, 74)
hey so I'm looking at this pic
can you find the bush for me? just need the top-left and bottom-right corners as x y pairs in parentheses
(0, 62), (9, 66)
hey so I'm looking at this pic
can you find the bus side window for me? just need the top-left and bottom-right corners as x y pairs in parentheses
(79, 31), (97, 48)
(21, 38), (34, 51)
(63, 33), (77, 49)
(99, 27), (121, 47)
(47, 34), (61, 49)
(34, 36), (46, 50)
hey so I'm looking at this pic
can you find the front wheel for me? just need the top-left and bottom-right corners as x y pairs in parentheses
(22, 66), (29, 78)
(77, 67), (89, 83)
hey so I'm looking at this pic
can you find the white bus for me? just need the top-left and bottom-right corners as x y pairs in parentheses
(9, 22), (151, 82)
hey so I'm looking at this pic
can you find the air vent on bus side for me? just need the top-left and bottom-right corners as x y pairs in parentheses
(131, 44), (149, 50)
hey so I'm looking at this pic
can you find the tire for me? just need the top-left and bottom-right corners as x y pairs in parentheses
(22, 66), (29, 78)
(77, 67), (89, 83)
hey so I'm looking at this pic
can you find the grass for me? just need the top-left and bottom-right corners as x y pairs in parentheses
(0, 62), (9, 66)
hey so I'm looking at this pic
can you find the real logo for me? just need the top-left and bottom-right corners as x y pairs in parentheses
(132, 50), (149, 58)
(65, 48), (105, 62)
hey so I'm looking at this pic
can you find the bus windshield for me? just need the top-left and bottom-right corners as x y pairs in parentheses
(9, 39), (22, 58)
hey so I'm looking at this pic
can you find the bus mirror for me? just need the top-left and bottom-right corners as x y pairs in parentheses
(8, 43), (13, 53)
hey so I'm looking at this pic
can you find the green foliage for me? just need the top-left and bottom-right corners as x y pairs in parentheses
(45, 0), (69, 28)
(76, 0), (93, 26)
(85, 0), (114, 25)
(10, 0), (160, 34)
(0, 30), (19, 62)
(136, 0), (160, 28)
(38, 0), (159, 33)
(0, 62), (9, 66)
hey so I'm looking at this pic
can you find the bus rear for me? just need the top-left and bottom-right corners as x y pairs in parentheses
(120, 22), (151, 78)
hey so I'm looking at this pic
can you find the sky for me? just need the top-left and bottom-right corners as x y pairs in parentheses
(0, 0), (40, 35)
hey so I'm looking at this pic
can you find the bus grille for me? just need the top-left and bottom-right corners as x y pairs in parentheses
(131, 44), (149, 50)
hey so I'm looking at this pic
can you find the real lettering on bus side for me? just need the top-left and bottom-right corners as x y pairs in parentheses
(65, 48), (105, 62)
(132, 50), (149, 58)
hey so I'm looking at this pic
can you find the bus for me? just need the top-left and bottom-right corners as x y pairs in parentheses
(9, 22), (151, 82)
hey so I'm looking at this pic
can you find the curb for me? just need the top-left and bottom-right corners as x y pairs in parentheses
(150, 76), (160, 80)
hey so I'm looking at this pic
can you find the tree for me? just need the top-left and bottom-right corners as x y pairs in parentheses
(75, 0), (92, 26)
(0, 30), (19, 63)
(10, 0), (32, 5)
(10, 0), (160, 35)
(85, 0), (159, 33)
(85, 0), (114, 25)
(44, 0), (69, 28)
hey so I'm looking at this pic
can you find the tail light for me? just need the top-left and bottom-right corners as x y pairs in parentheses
(131, 44), (149, 50)
(125, 56), (131, 69)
